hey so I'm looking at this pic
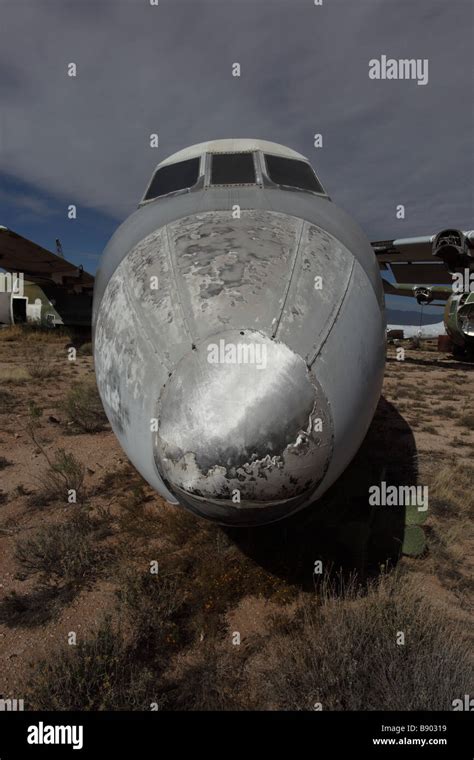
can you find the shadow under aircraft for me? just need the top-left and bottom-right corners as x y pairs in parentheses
(225, 397), (417, 590)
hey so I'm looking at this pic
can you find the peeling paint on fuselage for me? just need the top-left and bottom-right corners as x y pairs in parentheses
(153, 330), (334, 508)
(93, 191), (385, 525)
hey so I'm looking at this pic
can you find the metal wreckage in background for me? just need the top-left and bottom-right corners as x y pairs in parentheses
(1, 139), (473, 525)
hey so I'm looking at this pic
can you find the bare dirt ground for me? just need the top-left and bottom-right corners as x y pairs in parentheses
(0, 327), (472, 710)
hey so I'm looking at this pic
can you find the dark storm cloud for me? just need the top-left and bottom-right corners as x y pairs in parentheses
(1, 0), (472, 239)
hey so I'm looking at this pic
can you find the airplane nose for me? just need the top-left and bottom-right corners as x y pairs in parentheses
(153, 329), (333, 525)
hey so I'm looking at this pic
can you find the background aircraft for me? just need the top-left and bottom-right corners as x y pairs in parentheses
(0, 226), (93, 328)
(382, 274), (474, 356)
(386, 321), (446, 340)
(1, 140), (472, 525)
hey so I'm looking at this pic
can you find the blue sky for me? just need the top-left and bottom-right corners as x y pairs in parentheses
(1, 0), (473, 319)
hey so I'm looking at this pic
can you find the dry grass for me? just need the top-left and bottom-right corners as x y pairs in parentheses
(458, 412), (474, 428)
(25, 569), (472, 711)
(30, 448), (86, 507)
(0, 388), (15, 412)
(117, 485), (159, 537)
(420, 424), (439, 435)
(252, 572), (472, 711)
(0, 508), (114, 628)
(430, 462), (473, 518)
(61, 380), (108, 433)
(78, 342), (93, 356)
(164, 638), (250, 710)
(0, 324), (69, 344)
(444, 519), (473, 563)
(27, 618), (156, 710)
(1, 342), (472, 711)
(0, 366), (31, 384)
(425, 461), (473, 595)
(0, 585), (75, 628)
(0, 326), (25, 343)
(14, 510), (112, 584)
(26, 344), (58, 379)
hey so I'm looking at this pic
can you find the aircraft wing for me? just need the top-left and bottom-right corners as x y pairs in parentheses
(381, 280), (452, 303)
(372, 229), (474, 286)
(0, 226), (94, 292)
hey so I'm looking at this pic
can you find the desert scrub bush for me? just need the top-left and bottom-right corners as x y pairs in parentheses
(0, 585), (75, 628)
(78, 342), (93, 356)
(458, 411), (474, 428)
(117, 484), (159, 538)
(61, 380), (108, 433)
(26, 569), (248, 710)
(31, 448), (86, 506)
(165, 638), (250, 710)
(0, 388), (14, 413)
(420, 424), (439, 435)
(28, 573), (192, 710)
(117, 571), (190, 657)
(26, 344), (57, 379)
(14, 510), (112, 586)
(436, 406), (458, 418)
(28, 618), (157, 710)
(254, 572), (472, 710)
(0, 508), (114, 627)
(24, 401), (81, 507)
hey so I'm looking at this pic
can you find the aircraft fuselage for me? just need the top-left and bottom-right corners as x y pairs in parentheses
(93, 140), (386, 525)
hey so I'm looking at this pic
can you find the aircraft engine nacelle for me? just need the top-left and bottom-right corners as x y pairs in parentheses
(413, 286), (434, 305)
(433, 229), (473, 272)
(458, 293), (474, 340)
(444, 292), (474, 350)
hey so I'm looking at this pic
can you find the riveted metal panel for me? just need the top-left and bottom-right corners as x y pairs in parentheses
(93, 187), (383, 327)
(119, 226), (192, 366)
(165, 210), (303, 340)
(274, 222), (355, 362)
(310, 257), (386, 498)
(94, 256), (177, 504)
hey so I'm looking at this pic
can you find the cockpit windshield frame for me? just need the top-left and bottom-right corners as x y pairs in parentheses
(261, 152), (326, 196)
(208, 151), (260, 187)
(140, 148), (328, 205)
(141, 155), (205, 204)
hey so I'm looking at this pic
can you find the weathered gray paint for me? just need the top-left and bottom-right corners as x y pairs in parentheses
(153, 330), (334, 523)
(93, 187), (383, 317)
(93, 141), (386, 524)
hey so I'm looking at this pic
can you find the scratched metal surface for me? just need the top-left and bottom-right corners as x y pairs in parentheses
(166, 210), (302, 342)
(93, 163), (386, 523)
(95, 209), (366, 376)
(93, 186), (383, 323)
(153, 330), (333, 519)
(310, 258), (386, 498)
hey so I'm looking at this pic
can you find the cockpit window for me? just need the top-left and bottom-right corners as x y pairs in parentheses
(264, 154), (324, 193)
(144, 157), (200, 200)
(210, 152), (256, 185)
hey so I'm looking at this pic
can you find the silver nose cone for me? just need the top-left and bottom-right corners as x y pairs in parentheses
(153, 330), (333, 525)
